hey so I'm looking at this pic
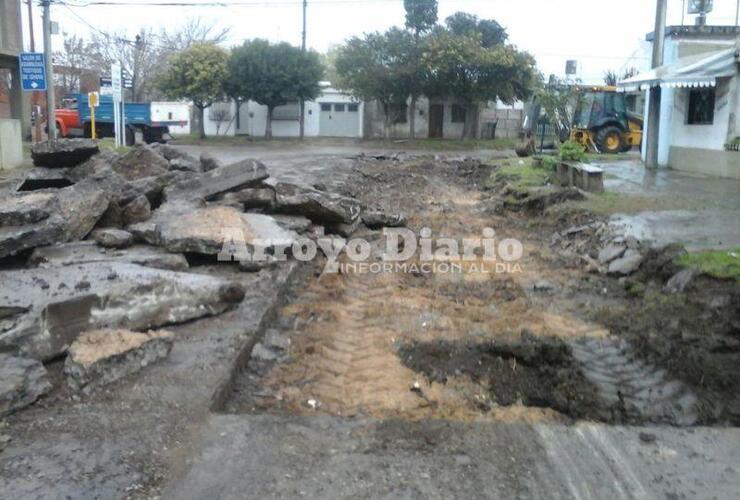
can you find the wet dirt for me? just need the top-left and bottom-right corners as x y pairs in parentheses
(223, 157), (740, 426)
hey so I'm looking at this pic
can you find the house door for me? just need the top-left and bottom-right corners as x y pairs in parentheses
(319, 103), (360, 137)
(429, 104), (444, 138)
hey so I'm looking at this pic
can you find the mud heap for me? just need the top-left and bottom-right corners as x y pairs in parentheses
(0, 139), (403, 417)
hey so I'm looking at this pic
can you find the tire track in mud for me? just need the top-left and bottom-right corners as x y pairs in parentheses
(569, 337), (699, 425)
(227, 161), (701, 425)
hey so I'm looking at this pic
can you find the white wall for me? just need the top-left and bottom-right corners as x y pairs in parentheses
(0, 119), (23, 170)
(669, 77), (734, 152)
(151, 102), (191, 135)
(202, 86), (361, 138)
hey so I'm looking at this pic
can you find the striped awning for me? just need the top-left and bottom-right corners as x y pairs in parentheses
(618, 48), (738, 92)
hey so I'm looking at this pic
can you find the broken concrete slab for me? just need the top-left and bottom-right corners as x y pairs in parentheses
(0, 262), (244, 360)
(31, 139), (99, 168)
(271, 215), (313, 233)
(112, 144), (170, 180)
(121, 195), (151, 226)
(15, 168), (74, 191)
(92, 229), (134, 249)
(608, 249), (644, 276)
(0, 354), (51, 417)
(29, 241), (189, 271)
(362, 210), (407, 229)
(0, 192), (55, 226)
(0, 184), (109, 259)
(598, 243), (627, 265)
(164, 159), (268, 202)
(64, 329), (174, 393)
(199, 152), (220, 172)
(664, 268), (699, 294)
(221, 188), (276, 210)
(66, 150), (120, 182)
(273, 181), (361, 224)
(169, 157), (202, 173)
(134, 203), (297, 256)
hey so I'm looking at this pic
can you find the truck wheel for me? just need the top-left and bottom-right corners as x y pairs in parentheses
(596, 126), (624, 155)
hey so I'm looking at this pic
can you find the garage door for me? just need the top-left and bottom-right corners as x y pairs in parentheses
(319, 103), (360, 137)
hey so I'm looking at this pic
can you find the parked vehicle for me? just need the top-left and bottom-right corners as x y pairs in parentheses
(569, 86), (643, 154)
(52, 94), (183, 144)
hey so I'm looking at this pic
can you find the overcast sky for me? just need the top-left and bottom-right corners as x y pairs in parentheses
(22, 0), (740, 84)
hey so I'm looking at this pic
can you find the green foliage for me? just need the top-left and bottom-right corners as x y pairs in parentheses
(334, 28), (416, 126)
(488, 160), (552, 191)
(228, 39), (323, 109)
(558, 140), (587, 162)
(445, 12), (508, 47)
(158, 43), (229, 109)
(679, 248), (740, 282)
(227, 39), (324, 137)
(404, 0), (438, 34)
(422, 29), (536, 105)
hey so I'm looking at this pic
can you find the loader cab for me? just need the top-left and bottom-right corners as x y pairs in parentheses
(572, 89), (627, 131)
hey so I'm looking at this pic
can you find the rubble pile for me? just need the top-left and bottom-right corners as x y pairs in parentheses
(551, 220), (649, 276)
(0, 139), (405, 415)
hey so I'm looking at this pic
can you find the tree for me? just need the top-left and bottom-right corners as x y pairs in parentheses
(157, 44), (229, 139)
(403, 0), (437, 138)
(404, 0), (438, 34)
(335, 30), (414, 138)
(445, 12), (508, 48)
(54, 34), (95, 95)
(228, 40), (323, 138)
(605, 67), (639, 86)
(158, 18), (231, 55)
(423, 28), (537, 138)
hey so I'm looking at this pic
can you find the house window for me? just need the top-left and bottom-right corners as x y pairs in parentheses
(390, 103), (408, 124)
(348, 103), (359, 112)
(321, 103), (331, 112)
(687, 88), (715, 125)
(335, 104), (345, 112)
(451, 104), (467, 123)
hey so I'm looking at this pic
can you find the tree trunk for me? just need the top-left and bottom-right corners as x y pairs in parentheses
(409, 95), (417, 139)
(299, 100), (305, 140)
(382, 102), (392, 139)
(198, 106), (206, 140)
(462, 103), (480, 140)
(235, 100), (242, 132)
(265, 106), (274, 139)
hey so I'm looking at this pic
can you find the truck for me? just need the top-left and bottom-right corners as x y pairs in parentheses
(53, 93), (185, 144)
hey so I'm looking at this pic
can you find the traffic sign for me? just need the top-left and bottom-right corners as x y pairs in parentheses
(88, 92), (100, 108)
(19, 53), (47, 92)
(111, 63), (122, 100)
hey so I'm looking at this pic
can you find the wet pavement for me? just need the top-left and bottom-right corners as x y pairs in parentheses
(597, 159), (740, 250)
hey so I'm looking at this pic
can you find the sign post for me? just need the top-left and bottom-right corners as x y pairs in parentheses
(111, 63), (122, 147)
(88, 92), (99, 140)
(19, 52), (47, 91)
(20, 53), (47, 142)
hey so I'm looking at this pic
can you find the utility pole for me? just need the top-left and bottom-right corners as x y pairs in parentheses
(27, 0), (42, 142)
(299, 0), (307, 140)
(42, 0), (56, 140)
(646, 0), (667, 169)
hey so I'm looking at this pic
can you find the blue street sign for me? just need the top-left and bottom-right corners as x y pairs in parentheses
(19, 53), (47, 92)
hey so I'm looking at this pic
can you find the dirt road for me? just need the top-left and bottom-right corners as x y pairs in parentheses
(2, 145), (738, 499)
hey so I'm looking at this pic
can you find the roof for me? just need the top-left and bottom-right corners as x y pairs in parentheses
(618, 47), (738, 92)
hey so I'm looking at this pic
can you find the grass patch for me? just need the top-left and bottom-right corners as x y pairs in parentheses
(97, 137), (131, 154)
(678, 248), (740, 282)
(485, 157), (553, 191)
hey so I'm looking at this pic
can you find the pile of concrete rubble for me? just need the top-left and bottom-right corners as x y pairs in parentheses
(0, 139), (402, 417)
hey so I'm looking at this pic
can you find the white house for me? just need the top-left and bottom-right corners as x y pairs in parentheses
(621, 26), (739, 179)
(203, 83), (363, 138)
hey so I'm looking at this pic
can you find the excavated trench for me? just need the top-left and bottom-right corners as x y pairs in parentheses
(220, 158), (716, 426)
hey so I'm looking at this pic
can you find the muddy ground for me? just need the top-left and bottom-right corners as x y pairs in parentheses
(2, 147), (739, 499)
(226, 156), (740, 427)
